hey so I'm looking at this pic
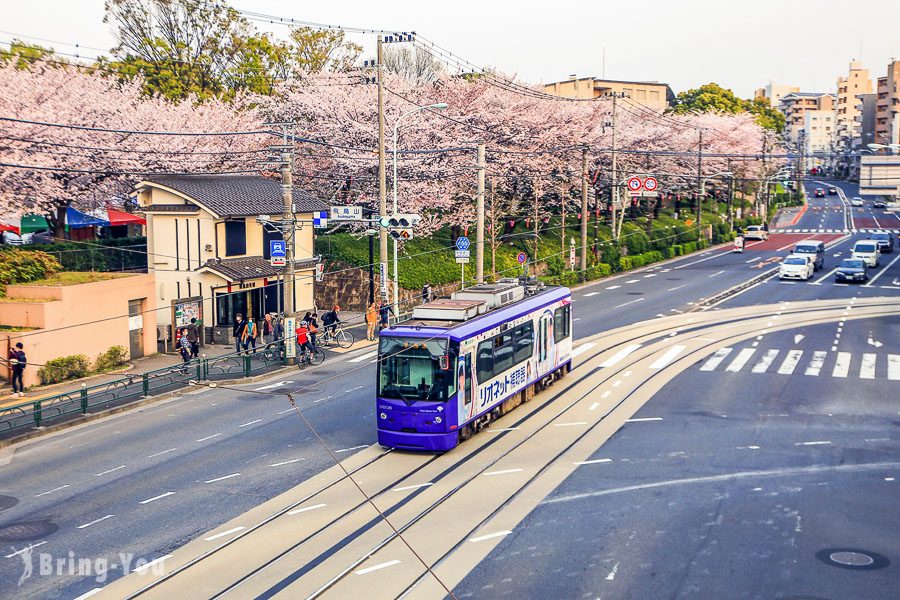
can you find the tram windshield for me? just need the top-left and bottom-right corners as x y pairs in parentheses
(378, 336), (455, 403)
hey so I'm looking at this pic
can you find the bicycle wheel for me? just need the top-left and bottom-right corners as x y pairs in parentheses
(336, 329), (354, 348)
(297, 354), (309, 370)
(309, 347), (326, 366)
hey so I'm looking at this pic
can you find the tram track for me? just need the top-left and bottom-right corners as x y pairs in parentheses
(104, 297), (900, 599)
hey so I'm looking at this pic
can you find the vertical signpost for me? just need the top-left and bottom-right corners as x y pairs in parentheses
(569, 238), (576, 271)
(455, 236), (470, 289)
(516, 251), (527, 276)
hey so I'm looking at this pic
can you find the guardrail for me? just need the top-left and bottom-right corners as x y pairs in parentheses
(0, 341), (288, 438)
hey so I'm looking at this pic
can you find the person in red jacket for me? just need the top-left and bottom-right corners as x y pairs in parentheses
(295, 321), (314, 360)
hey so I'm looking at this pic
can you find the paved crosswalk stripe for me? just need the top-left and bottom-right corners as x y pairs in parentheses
(889, 355), (900, 381)
(599, 344), (642, 368)
(751, 349), (779, 373)
(860, 353), (876, 379)
(832, 352), (851, 378)
(805, 351), (827, 376)
(572, 343), (597, 358)
(726, 348), (756, 372)
(348, 350), (378, 363)
(777, 350), (803, 374)
(700, 347), (733, 371)
(649, 345), (686, 369)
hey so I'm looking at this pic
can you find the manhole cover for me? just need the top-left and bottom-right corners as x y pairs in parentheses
(815, 548), (890, 571)
(0, 495), (18, 511)
(0, 520), (58, 542)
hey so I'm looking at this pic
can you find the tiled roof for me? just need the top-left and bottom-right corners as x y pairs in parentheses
(141, 175), (329, 217)
(199, 256), (320, 282)
(141, 204), (199, 213)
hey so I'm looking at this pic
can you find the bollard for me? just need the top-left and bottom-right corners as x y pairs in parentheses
(142, 373), (149, 397)
(80, 384), (88, 413)
(33, 401), (41, 427)
(243, 355), (251, 377)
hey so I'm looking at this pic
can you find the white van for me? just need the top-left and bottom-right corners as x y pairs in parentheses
(851, 240), (880, 267)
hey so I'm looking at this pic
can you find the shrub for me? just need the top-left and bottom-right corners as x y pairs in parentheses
(94, 345), (128, 372)
(0, 250), (61, 287)
(38, 354), (90, 385)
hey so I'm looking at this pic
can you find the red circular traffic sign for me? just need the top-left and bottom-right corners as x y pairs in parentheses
(516, 252), (527, 265)
(627, 177), (642, 191)
(644, 177), (658, 191)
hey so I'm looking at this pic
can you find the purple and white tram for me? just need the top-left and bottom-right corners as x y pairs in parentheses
(376, 279), (573, 451)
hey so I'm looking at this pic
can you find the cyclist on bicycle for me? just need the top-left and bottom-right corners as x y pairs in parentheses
(295, 320), (315, 361)
(321, 305), (341, 339)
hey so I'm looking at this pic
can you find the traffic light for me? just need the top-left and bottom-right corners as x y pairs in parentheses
(379, 213), (421, 240)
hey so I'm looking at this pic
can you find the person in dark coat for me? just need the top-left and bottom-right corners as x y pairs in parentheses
(232, 314), (247, 353)
(9, 342), (26, 397)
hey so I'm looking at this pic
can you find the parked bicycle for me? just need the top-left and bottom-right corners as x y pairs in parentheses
(319, 323), (354, 349)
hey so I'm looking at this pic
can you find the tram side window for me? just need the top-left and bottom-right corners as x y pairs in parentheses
(493, 332), (515, 374)
(554, 305), (571, 343)
(514, 322), (534, 363)
(476, 340), (494, 382)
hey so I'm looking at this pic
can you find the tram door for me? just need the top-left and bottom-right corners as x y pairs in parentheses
(459, 353), (474, 422)
(538, 313), (552, 374)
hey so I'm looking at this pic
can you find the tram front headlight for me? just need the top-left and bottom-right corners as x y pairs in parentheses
(435, 416), (442, 424)
(380, 412), (387, 420)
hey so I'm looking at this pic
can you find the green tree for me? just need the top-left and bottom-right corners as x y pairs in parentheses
(668, 82), (784, 132)
(747, 96), (785, 133)
(288, 27), (362, 73)
(0, 41), (64, 70)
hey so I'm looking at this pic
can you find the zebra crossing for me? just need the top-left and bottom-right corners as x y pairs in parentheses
(699, 347), (900, 381)
(771, 228), (900, 234)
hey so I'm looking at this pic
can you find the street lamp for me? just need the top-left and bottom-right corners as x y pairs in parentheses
(391, 102), (448, 317)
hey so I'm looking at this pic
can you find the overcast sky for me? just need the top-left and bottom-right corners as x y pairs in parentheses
(4, 0), (900, 97)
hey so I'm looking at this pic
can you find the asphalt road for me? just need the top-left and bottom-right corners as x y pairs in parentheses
(456, 314), (899, 600)
(1, 178), (897, 599)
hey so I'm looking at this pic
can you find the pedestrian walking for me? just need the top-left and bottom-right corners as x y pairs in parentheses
(187, 317), (200, 358)
(243, 317), (258, 354)
(178, 329), (192, 373)
(365, 302), (378, 341)
(379, 302), (394, 331)
(272, 315), (284, 342)
(8, 342), (26, 397)
(232, 313), (247, 353)
(262, 313), (275, 344)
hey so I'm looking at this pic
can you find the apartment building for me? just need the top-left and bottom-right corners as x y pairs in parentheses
(754, 83), (800, 108)
(779, 92), (834, 145)
(803, 109), (835, 167)
(833, 60), (873, 176)
(543, 75), (675, 110)
(874, 61), (900, 146)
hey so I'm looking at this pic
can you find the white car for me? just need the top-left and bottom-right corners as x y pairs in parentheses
(850, 197), (864, 207)
(743, 225), (768, 241)
(851, 240), (880, 267)
(779, 254), (815, 280)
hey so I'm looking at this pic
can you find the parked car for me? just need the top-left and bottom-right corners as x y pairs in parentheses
(743, 225), (768, 241)
(851, 240), (880, 267)
(792, 240), (825, 270)
(834, 258), (869, 283)
(779, 255), (815, 281)
(870, 231), (895, 253)
(814, 188), (825, 197)
(850, 197), (864, 207)
(827, 187), (838, 195)
(873, 200), (888, 209)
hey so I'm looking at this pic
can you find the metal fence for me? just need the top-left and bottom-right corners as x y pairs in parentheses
(0, 342), (287, 439)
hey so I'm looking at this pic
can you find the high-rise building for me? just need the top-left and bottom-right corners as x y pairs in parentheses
(779, 92), (834, 145)
(833, 60), (873, 177)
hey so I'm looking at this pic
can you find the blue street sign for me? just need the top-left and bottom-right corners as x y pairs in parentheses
(455, 236), (470, 251)
(313, 211), (329, 228)
(269, 240), (286, 257)
(516, 252), (527, 265)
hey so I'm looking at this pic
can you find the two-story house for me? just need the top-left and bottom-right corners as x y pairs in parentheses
(133, 175), (328, 345)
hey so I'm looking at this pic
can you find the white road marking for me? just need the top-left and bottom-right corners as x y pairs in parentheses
(744, 256), (763, 263)
(483, 468), (523, 476)
(288, 503), (327, 515)
(606, 285), (621, 290)
(95, 465), (127, 477)
(583, 292), (600, 297)
(133, 555), (172, 573)
(335, 445), (368, 453)
(794, 441), (831, 446)
(269, 458), (304, 467)
(574, 458), (612, 466)
(5, 541), (47, 558)
(614, 297), (645, 309)
(277, 408), (295, 415)
(708, 270), (725, 278)
(605, 562), (620, 581)
(888, 355), (900, 381)
(72, 589), (103, 600)
(725, 348), (756, 372)
(805, 351), (827, 376)
(469, 531), (513, 543)
(667, 285), (686, 292)
(489, 427), (520, 432)
(258, 380), (291, 390)
(626, 417), (663, 423)
(777, 350), (803, 375)
(35, 484), (69, 497)
(196, 433), (222, 442)
(860, 353), (876, 379)
(393, 483), (433, 492)
(832, 352), (851, 378)
(204, 473), (241, 484)
(700, 348), (732, 371)
(612, 380), (622, 387)
(737, 445), (761, 450)
(348, 351), (378, 363)
(139, 492), (175, 504)
(649, 345), (686, 369)
(239, 419), (263, 428)
(625, 279), (640, 284)
(77, 515), (114, 529)
(204, 526), (246, 541)
(886, 477), (896, 482)
(644, 273), (657, 278)
(599, 344), (641, 367)
(147, 448), (177, 458)
(751, 350), (780, 373)
(589, 402), (600, 411)
(553, 422), (588, 427)
(356, 560), (402, 575)
(572, 342), (597, 358)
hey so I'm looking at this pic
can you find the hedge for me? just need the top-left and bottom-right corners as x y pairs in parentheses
(36, 237), (147, 272)
(0, 250), (61, 295)
(38, 354), (91, 385)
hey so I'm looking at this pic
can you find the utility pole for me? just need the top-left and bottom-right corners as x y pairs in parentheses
(281, 148), (295, 315)
(490, 180), (497, 280)
(376, 35), (388, 302)
(560, 180), (566, 259)
(476, 142), (486, 283)
(580, 145), (589, 274)
(610, 94), (620, 240)
(727, 159), (735, 232)
(696, 129), (704, 242)
(533, 179), (541, 266)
